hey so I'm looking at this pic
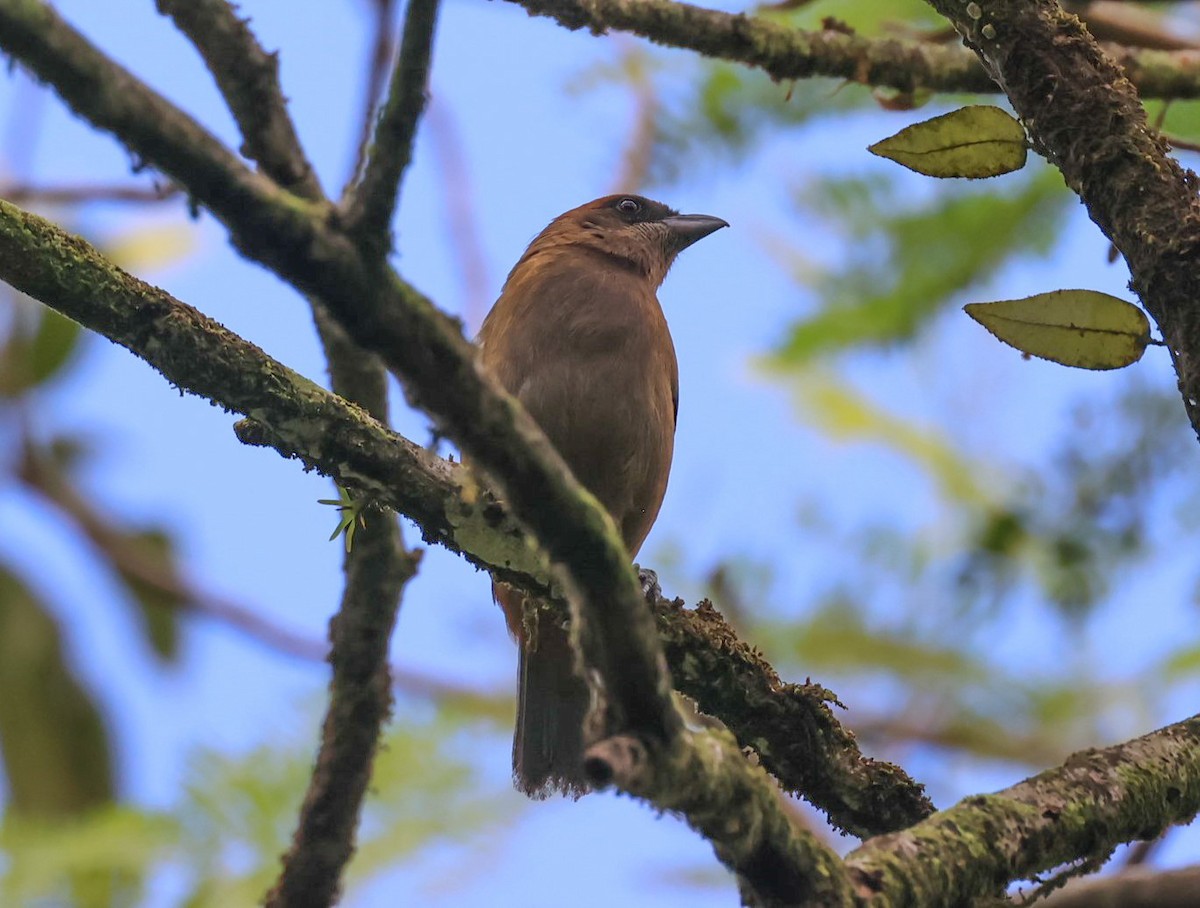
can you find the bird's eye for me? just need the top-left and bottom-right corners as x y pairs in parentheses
(616, 197), (641, 214)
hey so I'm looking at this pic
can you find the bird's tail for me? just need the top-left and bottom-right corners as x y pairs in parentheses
(497, 585), (591, 798)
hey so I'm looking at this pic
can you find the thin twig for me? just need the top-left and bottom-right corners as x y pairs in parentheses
(342, 0), (441, 257)
(608, 43), (659, 193)
(1122, 830), (1167, 867)
(0, 182), (179, 204)
(16, 433), (483, 703)
(156, 0), (322, 197)
(1077, 2), (1200, 51)
(1163, 131), (1200, 154)
(346, 0), (398, 192)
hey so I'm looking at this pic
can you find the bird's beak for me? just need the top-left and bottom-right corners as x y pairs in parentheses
(662, 214), (729, 251)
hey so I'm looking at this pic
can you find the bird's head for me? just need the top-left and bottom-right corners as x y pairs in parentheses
(519, 194), (728, 286)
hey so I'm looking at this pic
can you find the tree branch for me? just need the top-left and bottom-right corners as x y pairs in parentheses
(504, 0), (1200, 100)
(264, 518), (420, 908)
(342, 0), (441, 257)
(0, 181), (179, 203)
(345, 0), (399, 199)
(845, 714), (1200, 904)
(651, 590), (931, 838)
(151, 6), (422, 900)
(155, 0), (323, 198)
(1035, 864), (1200, 908)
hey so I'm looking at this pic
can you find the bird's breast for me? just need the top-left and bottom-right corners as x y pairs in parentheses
(480, 259), (678, 555)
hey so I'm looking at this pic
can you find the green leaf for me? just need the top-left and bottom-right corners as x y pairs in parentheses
(1, 806), (171, 907)
(27, 306), (83, 387)
(795, 372), (992, 506)
(869, 105), (1028, 178)
(775, 168), (1068, 362)
(0, 566), (115, 817)
(964, 290), (1151, 370)
(100, 222), (195, 273)
(114, 528), (184, 662)
(0, 301), (84, 396)
(319, 485), (368, 552)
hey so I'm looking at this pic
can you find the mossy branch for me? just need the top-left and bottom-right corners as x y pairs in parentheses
(845, 714), (1200, 903)
(507, 0), (1200, 100)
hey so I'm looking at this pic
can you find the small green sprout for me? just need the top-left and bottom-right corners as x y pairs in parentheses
(318, 484), (368, 552)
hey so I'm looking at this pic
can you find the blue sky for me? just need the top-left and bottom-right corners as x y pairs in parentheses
(1, 0), (1197, 904)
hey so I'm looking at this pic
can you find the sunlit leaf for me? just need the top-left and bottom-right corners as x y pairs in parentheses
(869, 105), (1027, 178)
(789, 370), (995, 506)
(964, 290), (1151, 370)
(1, 807), (172, 906)
(101, 223), (195, 272)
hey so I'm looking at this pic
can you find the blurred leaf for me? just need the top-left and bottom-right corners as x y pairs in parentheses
(1162, 643), (1200, 680)
(0, 566), (115, 818)
(114, 528), (184, 661)
(26, 305), (83, 386)
(18, 437), (186, 664)
(173, 706), (519, 906)
(1143, 98), (1200, 144)
(776, 166), (1068, 361)
(965, 290), (1151, 370)
(645, 63), (866, 181)
(349, 710), (518, 890)
(0, 298), (85, 396)
(869, 106), (1027, 178)
(768, 601), (994, 684)
(793, 372), (994, 506)
(100, 222), (195, 273)
(748, 594), (1113, 763)
(1, 806), (171, 908)
(769, 0), (943, 35)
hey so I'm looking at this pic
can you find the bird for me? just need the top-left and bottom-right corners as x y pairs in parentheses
(477, 194), (727, 797)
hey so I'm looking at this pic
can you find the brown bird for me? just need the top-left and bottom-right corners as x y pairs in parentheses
(478, 194), (727, 797)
